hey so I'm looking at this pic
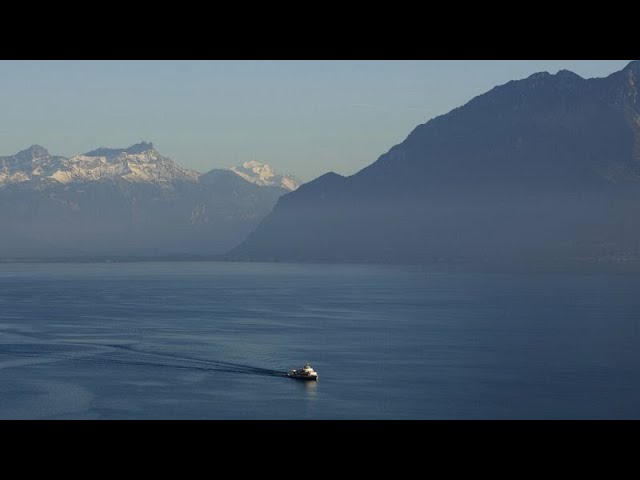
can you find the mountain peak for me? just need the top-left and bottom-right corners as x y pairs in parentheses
(522, 69), (583, 86)
(526, 71), (552, 81)
(623, 60), (640, 73)
(16, 145), (50, 161)
(229, 161), (302, 191)
(54, 141), (200, 184)
(84, 141), (156, 158)
(556, 69), (582, 80)
(125, 141), (155, 154)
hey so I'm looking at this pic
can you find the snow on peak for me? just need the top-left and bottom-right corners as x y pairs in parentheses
(229, 161), (301, 191)
(53, 144), (199, 184)
(1, 145), (59, 186)
(2, 145), (301, 191)
(0, 143), (199, 187)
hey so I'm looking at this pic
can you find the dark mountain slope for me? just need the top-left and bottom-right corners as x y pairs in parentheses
(231, 61), (640, 268)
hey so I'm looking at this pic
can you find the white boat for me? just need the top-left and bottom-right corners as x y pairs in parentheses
(288, 363), (318, 381)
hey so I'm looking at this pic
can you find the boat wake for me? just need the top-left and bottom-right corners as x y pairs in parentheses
(0, 342), (289, 378)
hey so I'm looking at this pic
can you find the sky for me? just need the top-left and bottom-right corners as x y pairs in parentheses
(0, 60), (632, 181)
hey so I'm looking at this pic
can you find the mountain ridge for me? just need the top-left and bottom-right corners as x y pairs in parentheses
(0, 142), (300, 190)
(84, 141), (156, 157)
(0, 143), (295, 258)
(230, 61), (640, 268)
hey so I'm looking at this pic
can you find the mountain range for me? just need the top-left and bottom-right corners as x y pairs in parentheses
(230, 61), (640, 269)
(0, 143), (297, 258)
(6, 61), (640, 268)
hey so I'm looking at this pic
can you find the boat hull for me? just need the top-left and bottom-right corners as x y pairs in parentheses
(288, 374), (318, 381)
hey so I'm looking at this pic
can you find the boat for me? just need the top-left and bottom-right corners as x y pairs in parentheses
(288, 363), (318, 381)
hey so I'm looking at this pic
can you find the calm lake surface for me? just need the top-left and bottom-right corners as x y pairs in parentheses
(1, 261), (640, 419)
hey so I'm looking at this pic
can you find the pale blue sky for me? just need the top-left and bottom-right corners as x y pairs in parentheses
(0, 60), (631, 181)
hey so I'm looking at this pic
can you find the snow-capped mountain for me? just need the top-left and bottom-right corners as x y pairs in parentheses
(0, 145), (66, 186)
(1, 144), (302, 190)
(229, 161), (301, 191)
(53, 142), (200, 184)
(0, 142), (291, 258)
(0, 142), (199, 186)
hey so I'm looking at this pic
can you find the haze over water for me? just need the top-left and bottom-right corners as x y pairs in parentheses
(1, 261), (639, 419)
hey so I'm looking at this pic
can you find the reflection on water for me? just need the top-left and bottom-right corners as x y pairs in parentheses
(302, 379), (318, 400)
(290, 378), (318, 402)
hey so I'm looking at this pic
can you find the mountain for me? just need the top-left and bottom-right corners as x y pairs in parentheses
(52, 142), (200, 184)
(0, 143), (288, 258)
(229, 161), (302, 191)
(0, 142), (198, 186)
(1, 145), (66, 186)
(230, 61), (640, 269)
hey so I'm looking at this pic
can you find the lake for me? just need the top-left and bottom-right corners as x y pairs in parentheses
(1, 261), (640, 419)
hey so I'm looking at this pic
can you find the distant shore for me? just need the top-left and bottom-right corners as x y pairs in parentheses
(2, 255), (640, 275)
(0, 254), (226, 264)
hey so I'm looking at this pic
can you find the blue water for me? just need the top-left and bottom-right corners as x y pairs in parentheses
(1, 261), (640, 419)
